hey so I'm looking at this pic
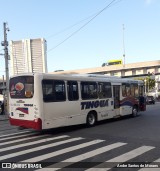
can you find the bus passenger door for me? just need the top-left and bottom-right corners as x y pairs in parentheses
(113, 85), (120, 116)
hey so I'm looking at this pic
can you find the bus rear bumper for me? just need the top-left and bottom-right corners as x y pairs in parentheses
(9, 117), (42, 130)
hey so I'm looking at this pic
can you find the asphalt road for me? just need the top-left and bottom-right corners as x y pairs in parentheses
(0, 103), (160, 171)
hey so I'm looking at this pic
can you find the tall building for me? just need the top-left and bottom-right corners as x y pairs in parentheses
(10, 38), (48, 76)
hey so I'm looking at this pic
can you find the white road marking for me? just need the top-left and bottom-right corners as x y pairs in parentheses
(22, 139), (105, 163)
(0, 133), (48, 146)
(36, 142), (126, 171)
(0, 130), (31, 138)
(0, 135), (69, 152)
(0, 137), (83, 161)
(0, 132), (37, 141)
(86, 146), (155, 171)
(138, 158), (160, 171)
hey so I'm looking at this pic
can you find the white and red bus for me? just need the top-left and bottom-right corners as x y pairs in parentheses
(9, 73), (146, 130)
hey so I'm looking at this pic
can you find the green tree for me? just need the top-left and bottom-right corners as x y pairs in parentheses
(135, 77), (155, 92)
(146, 76), (155, 91)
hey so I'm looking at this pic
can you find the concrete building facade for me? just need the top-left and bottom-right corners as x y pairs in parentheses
(10, 38), (48, 76)
(50, 60), (160, 93)
(51, 60), (160, 77)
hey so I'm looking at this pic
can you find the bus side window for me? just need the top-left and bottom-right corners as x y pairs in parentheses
(134, 84), (139, 97)
(122, 84), (126, 97)
(81, 82), (97, 99)
(122, 83), (131, 97)
(67, 81), (79, 101)
(42, 80), (54, 102)
(126, 84), (131, 96)
(54, 80), (66, 101)
(130, 84), (135, 96)
(42, 80), (66, 102)
(131, 83), (139, 97)
(98, 82), (112, 99)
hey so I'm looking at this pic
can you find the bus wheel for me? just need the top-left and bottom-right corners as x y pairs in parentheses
(132, 106), (138, 117)
(87, 112), (96, 126)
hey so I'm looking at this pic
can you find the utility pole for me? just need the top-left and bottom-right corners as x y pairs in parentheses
(2, 75), (5, 93)
(1, 22), (10, 115)
(122, 24), (125, 68)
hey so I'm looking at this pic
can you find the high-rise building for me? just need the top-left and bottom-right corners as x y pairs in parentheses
(10, 38), (48, 76)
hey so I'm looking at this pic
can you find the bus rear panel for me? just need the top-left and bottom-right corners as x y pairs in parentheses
(9, 75), (42, 130)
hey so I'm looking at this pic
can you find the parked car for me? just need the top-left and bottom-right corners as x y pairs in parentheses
(146, 96), (155, 104)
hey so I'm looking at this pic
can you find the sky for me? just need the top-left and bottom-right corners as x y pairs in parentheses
(0, 0), (160, 75)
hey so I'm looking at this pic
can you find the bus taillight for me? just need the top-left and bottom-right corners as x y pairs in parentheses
(34, 118), (42, 130)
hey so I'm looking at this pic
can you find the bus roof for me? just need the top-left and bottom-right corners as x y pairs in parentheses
(10, 73), (143, 85)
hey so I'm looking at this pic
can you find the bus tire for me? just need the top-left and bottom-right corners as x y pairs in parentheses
(86, 112), (97, 127)
(132, 106), (138, 117)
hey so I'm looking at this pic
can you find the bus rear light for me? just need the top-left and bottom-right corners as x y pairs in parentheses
(34, 118), (39, 122)
(34, 118), (42, 130)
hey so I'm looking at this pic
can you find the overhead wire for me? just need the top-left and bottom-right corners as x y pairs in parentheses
(47, 0), (123, 40)
(4, 0), (123, 75)
(46, 13), (97, 39)
(47, 0), (121, 52)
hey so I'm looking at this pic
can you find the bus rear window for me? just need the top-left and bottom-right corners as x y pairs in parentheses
(9, 76), (34, 98)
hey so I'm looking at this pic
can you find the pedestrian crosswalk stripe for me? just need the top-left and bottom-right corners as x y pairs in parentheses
(0, 130), (158, 171)
(0, 133), (48, 146)
(0, 130), (31, 138)
(138, 158), (160, 171)
(36, 142), (126, 171)
(107, 146), (155, 162)
(154, 158), (160, 162)
(0, 137), (83, 161)
(21, 139), (105, 163)
(0, 132), (37, 141)
(0, 135), (69, 152)
(86, 146), (155, 171)
(139, 167), (160, 171)
(139, 168), (160, 171)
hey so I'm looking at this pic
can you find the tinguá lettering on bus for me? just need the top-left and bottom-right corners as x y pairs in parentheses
(81, 100), (109, 110)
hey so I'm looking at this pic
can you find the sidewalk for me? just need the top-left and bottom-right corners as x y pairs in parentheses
(0, 114), (9, 121)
